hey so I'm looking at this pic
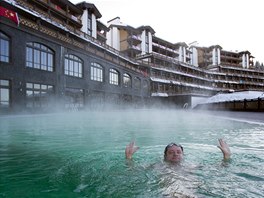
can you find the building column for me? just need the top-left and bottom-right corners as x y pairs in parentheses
(212, 48), (216, 65)
(217, 48), (221, 65)
(80, 10), (88, 34)
(183, 47), (186, 63)
(92, 14), (97, 38)
(148, 32), (152, 53)
(246, 54), (249, 68)
(141, 30), (146, 54)
(242, 54), (246, 68)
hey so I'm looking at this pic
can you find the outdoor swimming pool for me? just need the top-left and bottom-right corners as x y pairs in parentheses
(0, 109), (263, 197)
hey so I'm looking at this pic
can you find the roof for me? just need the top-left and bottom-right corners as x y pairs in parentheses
(200, 91), (264, 104)
(76, 1), (102, 18)
(97, 20), (109, 31)
(138, 25), (155, 34)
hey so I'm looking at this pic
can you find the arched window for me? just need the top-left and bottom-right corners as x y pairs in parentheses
(26, 82), (54, 108)
(109, 68), (119, 85)
(0, 32), (10, 63)
(134, 77), (141, 89)
(91, 62), (103, 82)
(26, 42), (54, 71)
(123, 73), (132, 88)
(64, 54), (83, 78)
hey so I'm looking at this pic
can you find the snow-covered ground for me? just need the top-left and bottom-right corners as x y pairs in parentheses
(200, 91), (264, 104)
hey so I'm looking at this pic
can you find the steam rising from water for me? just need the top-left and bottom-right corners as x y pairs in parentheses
(0, 109), (263, 197)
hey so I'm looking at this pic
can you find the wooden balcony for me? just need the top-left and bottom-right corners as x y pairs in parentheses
(17, 0), (82, 27)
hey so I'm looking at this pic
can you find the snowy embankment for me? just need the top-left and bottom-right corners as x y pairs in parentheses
(194, 91), (264, 109)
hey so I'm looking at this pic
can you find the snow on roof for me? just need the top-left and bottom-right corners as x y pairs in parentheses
(200, 91), (264, 104)
(151, 93), (168, 97)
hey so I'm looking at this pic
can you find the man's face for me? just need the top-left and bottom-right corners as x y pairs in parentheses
(165, 145), (183, 163)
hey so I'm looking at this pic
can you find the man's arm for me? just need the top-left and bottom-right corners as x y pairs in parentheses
(217, 138), (231, 161)
(125, 141), (139, 159)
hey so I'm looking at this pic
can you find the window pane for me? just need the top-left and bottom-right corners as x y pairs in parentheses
(34, 49), (41, 69)
(41, 52), (47, 70)
(0, 80), (9, 86)
(41, 84), (47, 90)
(26, 90), (33, 97)
(26, 48), (33, 67)
(34, 84), (40, 89)
(48, 54), (53, 71)
(0, 32), (10, 63)
(69, 60), (73, 76)
(1, 89), (9, 101)
(0, 79), (10, 107)
(26, 83), (33, 89)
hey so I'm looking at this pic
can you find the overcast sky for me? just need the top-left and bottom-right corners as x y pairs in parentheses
(70, 0), (264, 64)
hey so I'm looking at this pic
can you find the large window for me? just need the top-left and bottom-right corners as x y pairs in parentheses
(134, 77), (141, 89)
(109, 69), (119, 85)
(26, 82), (54, 108)
(64, 54), (83, 78)
(123, 73), (131, 87)
(26, 42), (54, 71)
(91, 62), (103, 82)
(0, 80), (10, 107)
(0, 32), (10, 63)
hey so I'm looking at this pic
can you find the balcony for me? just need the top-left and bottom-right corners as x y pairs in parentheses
(24, 0), (82, 27)
(97, 31), (107, 43)
(127, 35), (142, 45)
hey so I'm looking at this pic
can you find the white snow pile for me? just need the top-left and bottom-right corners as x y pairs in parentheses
(151, 92), (168, 97)
(200, 91), (264, 104)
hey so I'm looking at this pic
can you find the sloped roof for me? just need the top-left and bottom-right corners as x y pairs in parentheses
(76, 1), (102, 18)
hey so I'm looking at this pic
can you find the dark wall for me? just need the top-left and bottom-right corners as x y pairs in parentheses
(0, 23), (150, 112)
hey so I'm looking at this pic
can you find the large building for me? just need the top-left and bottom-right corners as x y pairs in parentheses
(1, 0), (264, 113)
(191, 45), (254, 68)
(106, 17), (264, 107)
(0, 0), (149, 113)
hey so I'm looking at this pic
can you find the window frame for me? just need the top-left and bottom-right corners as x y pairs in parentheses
(123, 73), (132, 88)
(0, 32), (10, 63)
(26, 42), (54, 72)
(87, 13), (92, 36)
(90, 62), (103, 82)
(64, 54), (83, 78)
(109, 68), (119, 86)
(25, 82), (54, 108)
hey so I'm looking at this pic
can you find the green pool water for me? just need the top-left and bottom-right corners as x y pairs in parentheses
(0, 109), (263, 197)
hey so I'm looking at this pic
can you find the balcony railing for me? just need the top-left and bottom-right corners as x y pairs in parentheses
(17, 0), (82, 24)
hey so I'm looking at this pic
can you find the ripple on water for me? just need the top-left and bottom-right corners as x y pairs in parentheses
(0, 110), (264, 197)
